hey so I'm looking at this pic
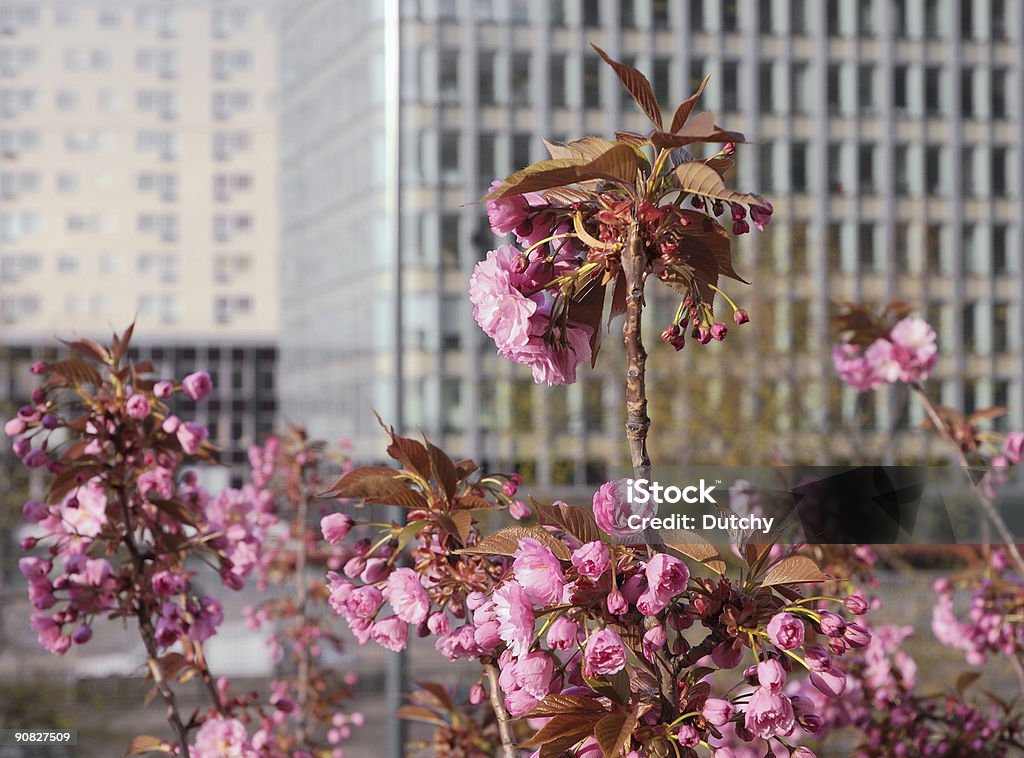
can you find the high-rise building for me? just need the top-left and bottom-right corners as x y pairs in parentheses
(0, 1), (279, 474)
(278, 0), (1024, 488)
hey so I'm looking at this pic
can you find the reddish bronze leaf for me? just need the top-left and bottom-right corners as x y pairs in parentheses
(48, 358), (104, 389)
(594, 709), (638, 757)
(674, 162), (764, 208)
(533, 500), (604, 546)
(567, 279), (607, 365)
(455, 526), (570, 561)
(760, 555), (827, 587)
(524, 713), (596, 747)
(321, 466), (402, 499)
(124, 735), (170, 756)
(592, 44), (663, 128)
(426, 441), (458, 499)
(485, 143), (639, 200)
(670, 73), (711, 133)
(526, 695), (607, 718)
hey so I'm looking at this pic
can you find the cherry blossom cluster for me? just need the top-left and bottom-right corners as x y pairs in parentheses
(794, 619), (1024, 757)
(832, 315), (938, 392)
(931, 548), (1024, 666)
(319, 424), (869, 757)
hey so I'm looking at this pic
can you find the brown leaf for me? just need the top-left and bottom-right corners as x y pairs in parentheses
(674, 162), (765, 208)
(526, 694), (607, 718)
(594, 709), (638, 757)
(63, 338), (111, 364)
(760, 555), (827, 587)
(543, 186), (594, 205)
(396, 705), (447, 727)
(567, 279), (607, 365)
(124, 735), (170, 756)
(534, 500), (604, 546)
(426, 441), (458, 499)
(524, 713), (595, 746)
(48, 358), (104, 389)
(485, 142), (640, 201)
(387, 432), (431, 481)
(321, 466), (401, 499)
(592, 45), (663, 128)
(664, 537), (727, 575)
(678, 210), (748, 284)
(967, 406), (1007, 427)
(450, 510), (473, 546)
(456, 526), (570, 561)
(414, 680), (454, 711)
(614, 130), (650, 148)
(364, 485), (430, 510)
(670, 73), (711, 133)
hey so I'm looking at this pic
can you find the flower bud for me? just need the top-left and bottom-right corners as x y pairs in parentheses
(72, 624), (93, 644)
(710, 322), (728, 341)
(606, 590), (627, 616)
(30, 360), (48, 375)
(844, 594), (868, 615)
(469, 683), (486, 705)
(702, 698), (735, 726)
(733, 309), (749, 325)
(818, 611), (846, 637)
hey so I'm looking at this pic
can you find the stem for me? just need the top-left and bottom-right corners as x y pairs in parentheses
(484, 662), (517, 758)
(293, 463), (312, 745)
(911, 384), (1024, 575)
(117, 486), (192, 756)
(621, 218), (651, 480)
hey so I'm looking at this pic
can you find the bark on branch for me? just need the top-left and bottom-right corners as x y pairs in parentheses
(621, 219), (651, 480)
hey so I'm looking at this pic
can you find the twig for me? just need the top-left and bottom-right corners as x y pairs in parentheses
(910, 384), (1024, 575)
(484, 662), (518, 758)
(621, 218), (651, 480)
(117, 486), (192, 756)
(293, 463), (312, 745)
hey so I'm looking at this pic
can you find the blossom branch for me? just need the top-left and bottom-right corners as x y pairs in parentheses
(484, 662), (518, 758)
(622, 217), (651, 479)
(911, 383), (1024, 575)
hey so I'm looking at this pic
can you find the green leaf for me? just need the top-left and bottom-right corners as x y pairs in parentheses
(455, 525), (570, 561)
(397, 519), (429, 551)
(760, 555), (827, 587)
(592, 44), (663, 128)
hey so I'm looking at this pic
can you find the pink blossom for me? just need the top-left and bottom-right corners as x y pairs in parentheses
(810, 668), (847, 697)
(636, 590), (667, 617)
(190, 596), (223, 642)
(831, 344), (882, 392)
(498, 651), (554, 716)
(642, 625), (667, 661)
(370, 616), (409, 652)
(516, 326), (593, 386)
(386, 567), (430, 625)
(60, 478), (107, 541)
(347, 586), (384, 620)
(321, 513), (354, 544)
(427, 612), (450, 636)
(177, 421), (208, 454)
(513, 537), (566, 605)
(152, 570), (187, 596)
(545, 616), (578, 651)
(583, 628), (626, 676)
(509, 499), (532, 520)
(571, 541), (610, 579)
(469, 245), (539, 354)
(126, 393), (151, 419)
(436, 625), (480, 660)
(192, 717), (255, 757)
(71, 624), (92, 645)
(138, 466), (175, 501)
(757, 658), (786, 693)
(703, 698), (735, 726)
(22, 500), (49, 522)
(4, 417), (26, 437)
(676, 724), (700, 747)
(592, 478), (656, 539)
(645, 553), (689, 601)
(889, 316), (938, 381)
(606, 590), (627, 616)
(744, 685), (795, 739)
(154, 380), (175, 398)
(766, 612), (805, 650)
(1002, 431), (1024, 465)
(492, 582), (535, 658)
(182, 370), (213, 401)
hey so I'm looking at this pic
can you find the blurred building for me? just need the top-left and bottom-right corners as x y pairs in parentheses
(0, 1), (279, 471)
(278, 0), (1024, 487)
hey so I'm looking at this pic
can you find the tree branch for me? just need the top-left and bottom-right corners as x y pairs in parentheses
(621, 218), (651, 480)
(911, 384), (1024, 575)
(484, 662), (517, 758)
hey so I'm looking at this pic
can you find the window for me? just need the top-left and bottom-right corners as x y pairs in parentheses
(858, 144), (875, 193)
(893, 66), (908, 113)
(211, 7), (248, 37)
(583, 57), (600, 108)
(895, 144), (911, 194)
(962, 147), (977, 197)
(924, 0), (942, 38)
(549, 54), (566, 108)
(722, 0), (739, 32)
(789, 0), (806, 34)
(858, 223), (876, 272)
(440, 130), (459, 186)
(962, 303), (977, 353)
(212, 131), (249, 161)
(925, 66), (942, 116)
(992, 146), (1009, 196)
(214, 296), (251, 324)
(212, 213), (252, 242)
(759, 143), (775, 191)
(858, 65), (875, 114)
(760, 62), (776, 113)
(925, 145), (943, 195)
(477, 51), (495, 106)
(137, 130), (179, 160)
(894, 223), (912, 272)
(827, 64), (842, 114)
(212, 91), (251, 120)
(653, 0), (670, 26)
(619, 0), (636, 27)
(99, 9), (120, 28)
(57, 172), (78, 192)
(212, 50), (252, 80)
(993, 225), (1009, 273)
(960, 0), (973, 40)
(992, 68), (1009, 119)
(510, 52), (530, 106)
(791, 62), (809, 115)
(857, 0), (876, 36)
(826, 0), (841, 36)
(893, 0), (908, 36)
(139, 294), (179, 324)
(478, 133), (495, 187)
(213, 253), (252, 283)
(690, 0), (704, 31)
(512, 133), (531, 170)
(653, 57), (670, 107)
(992, 0), (1007, 40)
(790, 142), (808, 192)
(961, 68), (975, 118)
(828, 142), (844, 193)
(994, 304), (1010, 352)
(439, 50), (459, 103)
(582, 0), (600, 27)
(56, 8), (78, 27)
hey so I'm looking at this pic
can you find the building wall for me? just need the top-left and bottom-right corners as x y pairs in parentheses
(278, 0), (1024, 491)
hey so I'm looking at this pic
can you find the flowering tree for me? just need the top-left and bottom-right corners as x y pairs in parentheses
(5, 329), (360, 757)
(317, 50), (870, 758)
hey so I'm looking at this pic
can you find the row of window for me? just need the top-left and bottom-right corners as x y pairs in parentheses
(0, 129), (253, 161)
(0, 291), (257, 326)
(0, 6), (253, 38)
(412, 0), (1012, 43)
(0, 252), (254, 284)
(1, 89), (256, 120)
(0, 211), (257, 242)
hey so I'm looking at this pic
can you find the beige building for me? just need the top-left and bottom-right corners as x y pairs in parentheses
(0, 1), (277, 341)
(1, 1), (279, 473)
